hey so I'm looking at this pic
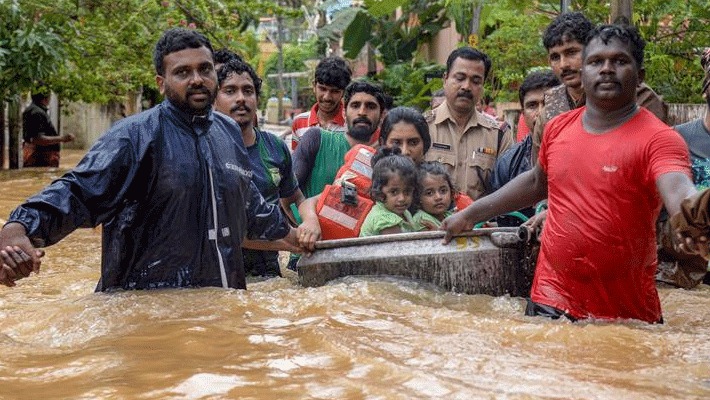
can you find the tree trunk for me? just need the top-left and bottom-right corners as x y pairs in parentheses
(8, 96), (21, 170)
(560, 0), (571, 13)
(469, 2), (483, 40)
(0, 101), (5, 169)
(276, 13), (285, 123)
(611, 0), (633, 24)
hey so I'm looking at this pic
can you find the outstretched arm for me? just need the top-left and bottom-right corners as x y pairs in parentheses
(661, 172), (706, 257)
(658, 171), (697, 217)
(0, 223), (44, 286)
(31, 133), (75, 146)
(441, 163), (548, 243)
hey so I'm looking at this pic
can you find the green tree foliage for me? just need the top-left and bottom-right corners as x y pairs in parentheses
(463, 0), (710, 103)
(1, 0), (307, 104)
(375, 62), (443, 110)
(0, 0), (65, 101)
(319, 0), (448, 67)
(261, 37), (319, 106)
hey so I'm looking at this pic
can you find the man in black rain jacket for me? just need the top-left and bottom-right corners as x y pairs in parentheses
(0, 28), (302, 291)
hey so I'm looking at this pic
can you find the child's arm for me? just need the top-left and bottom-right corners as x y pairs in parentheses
(379, 226), (404, 235)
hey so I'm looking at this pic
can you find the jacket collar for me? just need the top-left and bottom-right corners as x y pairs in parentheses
(162, 99), (215, 133)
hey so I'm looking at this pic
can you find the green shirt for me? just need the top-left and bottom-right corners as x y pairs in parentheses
(412, 209), (453, 229)
(360, 202), (420, 237)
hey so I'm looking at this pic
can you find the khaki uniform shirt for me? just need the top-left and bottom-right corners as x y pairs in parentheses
(425, 101), (513, 200)
(531, 82), (669, 164)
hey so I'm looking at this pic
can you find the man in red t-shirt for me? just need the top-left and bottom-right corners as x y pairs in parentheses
(441, 24), (696, 323)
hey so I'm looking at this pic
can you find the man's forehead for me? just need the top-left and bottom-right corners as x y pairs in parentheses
(449, 57), (485, 72)
(164, 46), (213, 68)
(585, 37), (633, 57)
(523, 88), (546, 103)
(223, 71), (254, 86)
(315, 82), (343, 91)
(348, 92), (378, 103)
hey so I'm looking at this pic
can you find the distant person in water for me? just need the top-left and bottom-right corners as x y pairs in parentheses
(22, 89), (75, 167)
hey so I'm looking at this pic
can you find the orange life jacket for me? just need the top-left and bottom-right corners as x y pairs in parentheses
(333, 144), (375, 199)
(315, 145), (376, 239)
(316, 183), (374, 240)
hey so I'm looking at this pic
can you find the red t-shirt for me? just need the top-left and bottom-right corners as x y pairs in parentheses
(516, 113), (529, 142)
(535, 107), (690, 322)
(291, 102), (346, 151)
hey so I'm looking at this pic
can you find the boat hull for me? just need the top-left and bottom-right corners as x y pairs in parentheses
(297, 229), (537, 297)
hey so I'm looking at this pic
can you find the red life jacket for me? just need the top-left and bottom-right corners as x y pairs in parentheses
(453, 191), (473, 211)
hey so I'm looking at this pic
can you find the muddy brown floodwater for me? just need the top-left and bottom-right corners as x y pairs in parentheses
(0, 149), (709, 399)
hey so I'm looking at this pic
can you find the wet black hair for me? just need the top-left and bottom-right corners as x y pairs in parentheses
(379, 106), (431, 155)
(217, 59), (262, 98)
(343, 80), (386, 111)
(585, 23), (646, 68)
(314, 56), (352, 90)
(369, 146), (418, 203)
(383, 93), (395, 111)
(153, 28), (213, 76)
(214, 48), (243, 66)
(445, 47), (492, 80)
(542, 12), (595, 50)
(518, 70), (560, 107)
(417, 161), (456, 210)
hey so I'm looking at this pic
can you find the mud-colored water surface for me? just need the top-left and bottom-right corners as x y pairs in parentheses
(0, 150), (708, 399)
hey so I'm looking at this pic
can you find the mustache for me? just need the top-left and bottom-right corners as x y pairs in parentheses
(560, 68), (578, 78)
(352, 117), (372, 126)
(230, 104), (251, 113)
(456, 91), (473, 99)
(187, 87), (210, 96)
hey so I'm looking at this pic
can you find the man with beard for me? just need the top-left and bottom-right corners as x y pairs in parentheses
(657, 48), (710, 288)
(425, 47), (513, 201)
(0, 28), (302, 290)
(442, 24), (697, 323)
(292, 80), (385, 205)
(283, 81), (385, 269)
(214, 58), (316, 278)
(291, 56), (353, 150)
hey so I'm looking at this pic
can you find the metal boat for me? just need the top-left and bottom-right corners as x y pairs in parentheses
(297, 227), (538, 297)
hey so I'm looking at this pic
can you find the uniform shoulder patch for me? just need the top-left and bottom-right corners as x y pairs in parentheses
(424, 108), (436, 124)
(478, 111), (500, 129)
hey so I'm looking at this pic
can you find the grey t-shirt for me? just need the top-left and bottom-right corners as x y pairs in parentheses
(675, 118), (710, 189)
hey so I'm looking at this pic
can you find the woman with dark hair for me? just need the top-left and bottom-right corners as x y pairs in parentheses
(379, 106), (431, 164)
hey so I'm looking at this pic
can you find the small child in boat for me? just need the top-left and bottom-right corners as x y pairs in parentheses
(412, 161), (456, 230)
(359, 147), (420, 236)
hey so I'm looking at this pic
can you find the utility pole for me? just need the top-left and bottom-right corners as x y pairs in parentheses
(276, 12), (285, 123)
(611, 0), (633, 23)
(560, 0), (570, 13)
